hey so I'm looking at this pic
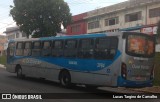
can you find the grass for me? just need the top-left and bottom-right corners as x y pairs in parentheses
(154, 53), (160, 86)
(0, 55), (6, 65)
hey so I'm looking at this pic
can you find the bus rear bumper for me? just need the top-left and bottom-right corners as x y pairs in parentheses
(117, 76), (153, 88)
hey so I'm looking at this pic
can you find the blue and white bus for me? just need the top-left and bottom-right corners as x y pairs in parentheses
(6, 32), (155, 88)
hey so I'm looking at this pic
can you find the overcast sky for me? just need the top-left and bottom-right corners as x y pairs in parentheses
(0, 0), (128, 34)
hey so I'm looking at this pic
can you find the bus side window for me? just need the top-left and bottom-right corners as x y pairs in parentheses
(42, 41), (51, 56)
(8, 42), (15, 56)
(31, 41), (41, 57)
(95, 37), (118, 60)
(16, 42), (24, 56)
(64, 40), (77, 58)
(110, 37), (118, 58)
(24, 42), (32, 56)
(78, 39), (94, 59)
(52, 40), (63, 57)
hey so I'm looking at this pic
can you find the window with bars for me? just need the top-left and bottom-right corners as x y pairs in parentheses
(105, 17), (119, 26)
(88, 21), (100, 29)
(125, 11), (142, 22)
(149, 7), (160, 18)
(71, 24), (81, 33)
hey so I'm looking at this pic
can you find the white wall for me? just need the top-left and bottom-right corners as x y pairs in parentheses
(156, 44), (160, 52)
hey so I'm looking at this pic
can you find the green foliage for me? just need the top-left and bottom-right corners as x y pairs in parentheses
(154, 53), (160, 86)
(0, 55), (6, 65)
(10, 0), (72, 38)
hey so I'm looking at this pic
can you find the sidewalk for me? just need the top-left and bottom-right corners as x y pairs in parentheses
(99, 87), (142, 93)
(0, 64), (5, 69)
(131, 86), (160, 93)
(100, 86), (160, 93)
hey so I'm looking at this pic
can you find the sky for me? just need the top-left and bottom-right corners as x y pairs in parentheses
(0, 0), (128, 35)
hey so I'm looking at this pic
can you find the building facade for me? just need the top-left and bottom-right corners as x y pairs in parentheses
(3, 26), (29, 55)
(86, 0), (160, 35)
(67, 0), (160, 35)
(4, 26), (27, 40)
(66, 13), (87, 35)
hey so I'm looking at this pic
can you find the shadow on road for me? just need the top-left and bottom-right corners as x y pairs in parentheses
(7, 75), (114, 99)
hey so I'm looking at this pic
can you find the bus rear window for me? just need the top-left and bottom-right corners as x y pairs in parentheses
(126, 34), (155, 57)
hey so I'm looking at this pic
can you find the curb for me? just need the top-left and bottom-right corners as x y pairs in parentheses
(99, 87), (142, 93)
(129, 86), (160, 93)
(132, 89), (156, 93)
(100, 87), (160, 93)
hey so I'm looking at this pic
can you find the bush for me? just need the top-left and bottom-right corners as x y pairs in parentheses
(154, 52), (160, 86)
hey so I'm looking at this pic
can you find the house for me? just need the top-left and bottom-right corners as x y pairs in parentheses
(4, 26), (27, 40)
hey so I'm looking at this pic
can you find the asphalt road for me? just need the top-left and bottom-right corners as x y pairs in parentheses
(0, 67), (159, 102)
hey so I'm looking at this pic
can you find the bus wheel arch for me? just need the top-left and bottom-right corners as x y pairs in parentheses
(59, 69), (72, 87)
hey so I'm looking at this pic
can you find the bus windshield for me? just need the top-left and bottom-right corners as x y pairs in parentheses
(126, 34), (155, 58)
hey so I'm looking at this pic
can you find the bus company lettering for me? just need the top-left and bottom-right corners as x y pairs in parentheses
(22, 58), (41, 65)
(131, 64), (149, 69)
(97, 63), (105, 68)
(69, 61), (77, 65)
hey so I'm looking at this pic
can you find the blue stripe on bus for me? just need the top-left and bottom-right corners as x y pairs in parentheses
(43, 50), (121, 71)
(11, 50), (121, 72)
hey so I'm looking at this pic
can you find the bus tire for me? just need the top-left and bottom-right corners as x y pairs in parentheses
(59, 70), (71, 88)
(16, 66), (24, 79)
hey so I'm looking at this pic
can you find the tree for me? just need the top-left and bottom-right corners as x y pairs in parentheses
(10, 0), (72, 38)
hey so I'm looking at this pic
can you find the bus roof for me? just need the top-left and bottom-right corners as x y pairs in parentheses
(9, 32), (123, 42)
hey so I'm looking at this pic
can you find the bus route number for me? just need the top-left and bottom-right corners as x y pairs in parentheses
(97, 63), (105, 69)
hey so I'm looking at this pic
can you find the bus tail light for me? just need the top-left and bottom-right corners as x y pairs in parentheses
(121, 62), (127, 79)
(150, 65), (154, 80)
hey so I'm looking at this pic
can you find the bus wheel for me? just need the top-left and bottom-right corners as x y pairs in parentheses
(59, 70), (71, 88)
(16, 66), (23, 78)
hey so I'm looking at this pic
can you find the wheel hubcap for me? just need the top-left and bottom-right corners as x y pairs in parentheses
(17, 69), (22, 77)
